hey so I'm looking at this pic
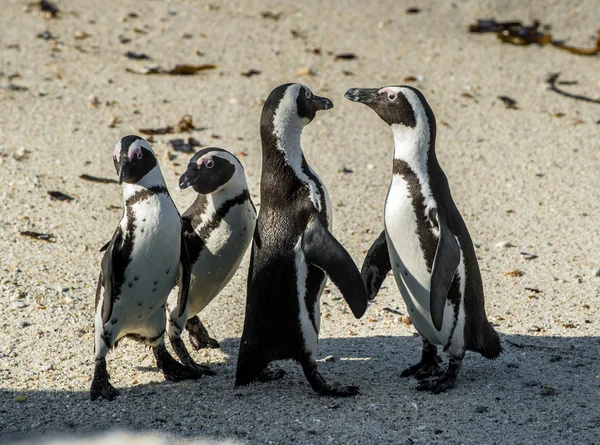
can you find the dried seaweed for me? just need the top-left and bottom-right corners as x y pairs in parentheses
(498, 96), (518, 109)
(406, 7), (421, 14)
(335, 53), (357, 60)
(469, 19), (600, 56)
(140, 115), (195, 135)
(169, 137), (201, 153)
(124, 51), (151, 60)
(39, 0), (59, 18)
(48, 191), (74, 202)
(79, 174), (118, 184)
(241, 69), (261, 77)
(260, 11), (281, 20)
(20, 231), (55, 242)
(546, 73), (600, 104)
(125, 64), (217, 75)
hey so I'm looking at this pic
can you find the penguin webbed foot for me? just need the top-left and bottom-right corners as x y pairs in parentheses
(186, 316), (220, 350)
(302, 361), (359, 397)
(400, 340), (444, 380)
(90, 358), (120, 401)
(415, 355), (462, 394)
(416, 372), (457, 394)
(170, 335), (216, 376)
(257, 367), (286, 382)
(400, 355), (444, 380)
(153, 344), (203, 382)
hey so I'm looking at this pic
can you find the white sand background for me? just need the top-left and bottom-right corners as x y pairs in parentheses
(1, 0), (599, 444)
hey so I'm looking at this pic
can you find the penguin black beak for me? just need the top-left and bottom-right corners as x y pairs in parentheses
(313, 95), (334, 112)
(344, 88), (380, 105)
(178, 166), (198, 190)
(118, 157), (131, 185)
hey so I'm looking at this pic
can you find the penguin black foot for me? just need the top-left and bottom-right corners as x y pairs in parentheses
(186, 316), (219, 350)
(170, 336), (216, 376)
(401, 340), (444, 380)
(257, 367), (286, 382)
(90, 358), (120, 401)
(302, 361), (359, 397)
(416, 355), (462, 394)
(152, 344), (203, 382)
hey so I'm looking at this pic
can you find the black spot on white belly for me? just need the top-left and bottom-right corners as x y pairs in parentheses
(153, 280), (158, 285)
(134, 276), (139, 281)
(152, 287), (157, 292)
(128, 282), (133, 288)
(166, 269), (170, 275)
(160, 303), (165, 308)
(111, 318), (118, 324)
(137, 302), (142, 306)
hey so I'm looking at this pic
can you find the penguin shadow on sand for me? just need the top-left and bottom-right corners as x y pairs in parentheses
(216, 329), (600, 402)
(1, 334), (599, 443)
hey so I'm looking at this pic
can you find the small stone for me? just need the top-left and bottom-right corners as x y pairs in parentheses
(324, 355), (336, 362)
(540, 386), (556, 396)
(297, 67), (315, 76)
(506, 362), (519, 369)
(366, 164), (375, 170)
(505, 269), (523, 277)
(495, 241), (513, 249)
(401, 316), (412, 325)
(474, 405), (488, 413)
(591, 268), (600, 277)
(13, 395), (27, 403)
(14, 146), (28, 160)
(18, 321), (31, 328)
(549, 355), (562, 363)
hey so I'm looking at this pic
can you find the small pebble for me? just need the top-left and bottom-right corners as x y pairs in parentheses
(591, 268), (600, 277)
(495, 241), (513, 249)
(324, 355), (336, 362)
(18, 321), (31, 328)
(540, 386), (556, 396)
(13, 395), (27, 403)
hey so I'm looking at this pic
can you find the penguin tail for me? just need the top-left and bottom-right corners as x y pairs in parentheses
(478, 322), (503, 360)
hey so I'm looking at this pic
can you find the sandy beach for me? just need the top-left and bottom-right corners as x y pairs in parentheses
(1, 0), (599, 443)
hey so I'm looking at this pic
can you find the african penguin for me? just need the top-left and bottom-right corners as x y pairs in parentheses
(90, 135), (202, 401)
(235, 83), (368, 396)
(165, 147), (256, 374)
(345, 86), (501, 393)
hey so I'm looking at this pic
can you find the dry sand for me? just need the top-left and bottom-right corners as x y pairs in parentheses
(1, 0), (599, 444)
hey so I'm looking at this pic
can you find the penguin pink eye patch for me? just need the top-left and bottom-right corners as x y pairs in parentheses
(197, 158), (214, 168)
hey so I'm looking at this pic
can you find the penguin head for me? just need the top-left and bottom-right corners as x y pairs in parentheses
(113, 135), (157, 185)
(262, 83), (333, 132)
(344, 86), (433, 130)
(179, 148), (243, 194)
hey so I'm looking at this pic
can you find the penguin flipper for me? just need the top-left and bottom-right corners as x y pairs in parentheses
(176, 232), (191, 319)
(360, 230), (391, 300)
(301, 215), (368, 319)
(430, 209), (460, 331)
(98, 227), (123, 325)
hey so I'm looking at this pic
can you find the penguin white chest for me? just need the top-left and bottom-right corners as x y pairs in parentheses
(117, 195), (181, 332)
(384, 176), (442, 344)
(187, 202), (255, 314)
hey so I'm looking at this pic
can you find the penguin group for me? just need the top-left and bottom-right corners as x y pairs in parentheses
(91, 83), (501, 401)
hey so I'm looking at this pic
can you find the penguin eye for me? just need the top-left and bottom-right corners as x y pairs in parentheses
(205, 159), (214, 169)
(136, 150), (143, 160)
(387, 93), (397, 101)
(305, 89), (312, 99)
